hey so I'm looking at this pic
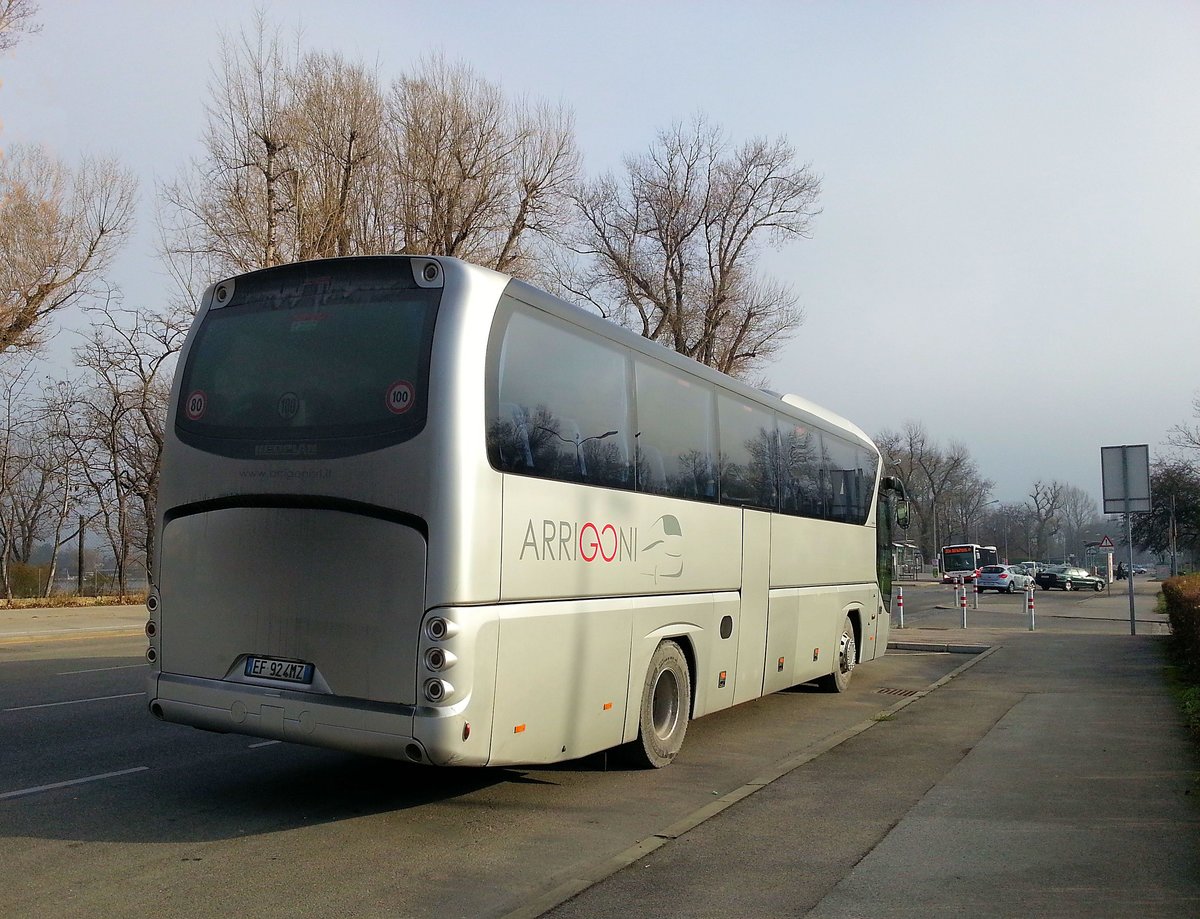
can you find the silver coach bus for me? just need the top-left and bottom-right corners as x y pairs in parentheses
(147, 256), (908, 768)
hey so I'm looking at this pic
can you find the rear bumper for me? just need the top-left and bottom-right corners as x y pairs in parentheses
(149, 671), (430, 762)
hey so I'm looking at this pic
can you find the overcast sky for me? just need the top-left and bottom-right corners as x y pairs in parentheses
(3, 0), (1198, 503)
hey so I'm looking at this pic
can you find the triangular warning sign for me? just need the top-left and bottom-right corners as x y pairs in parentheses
(1098, 535), (1115, 549)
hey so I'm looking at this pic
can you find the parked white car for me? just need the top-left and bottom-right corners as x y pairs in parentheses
(976, 564), (1034, 593)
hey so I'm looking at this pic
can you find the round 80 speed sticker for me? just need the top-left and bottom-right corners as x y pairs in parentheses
(184, 390), (207, 421)
(385, 380), (415, 415)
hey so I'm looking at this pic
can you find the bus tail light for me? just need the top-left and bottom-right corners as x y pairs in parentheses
(425, 617), (457, 641)
(424, 678), (453, 703)
(424, 648), (456, 671)
(145, 620), (157, 638)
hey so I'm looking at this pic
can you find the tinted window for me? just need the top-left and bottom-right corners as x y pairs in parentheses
(488, 305), (633, 489)
(718, 396), (779, 509)
(823, 433), (876, 525)
(777, 418), (823, 518)
(633, 360), (717, 501)
(175, 258), (439, 459)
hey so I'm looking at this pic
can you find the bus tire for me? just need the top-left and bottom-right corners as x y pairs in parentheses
(819, 616), (856, 693)
(633, 640), (690, 768)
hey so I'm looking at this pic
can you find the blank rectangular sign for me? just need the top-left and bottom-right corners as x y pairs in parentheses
(1101, 444), (1151, 514)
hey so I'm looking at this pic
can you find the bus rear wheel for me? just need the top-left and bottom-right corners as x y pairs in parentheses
(819, 616), (856, 693)
(633, 640), (690, 768)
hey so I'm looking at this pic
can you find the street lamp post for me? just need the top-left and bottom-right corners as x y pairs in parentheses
(574, 430), (618, 476)
(534, 425), (618, 479)
(977, 499), (999, 548)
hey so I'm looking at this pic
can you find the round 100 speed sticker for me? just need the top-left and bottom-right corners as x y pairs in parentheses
(385, 380), (415, 415)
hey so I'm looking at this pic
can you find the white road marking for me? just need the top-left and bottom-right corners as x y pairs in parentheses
(3, 692), (146, 712)
(56, 664), (145, 675)
(0, 766), (150, 801)
(248, 740), (280, 749)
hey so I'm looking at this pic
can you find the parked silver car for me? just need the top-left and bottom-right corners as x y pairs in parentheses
(976, 564), (1034, 593)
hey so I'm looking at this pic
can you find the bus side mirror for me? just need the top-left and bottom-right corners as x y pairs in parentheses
(895, 500), (910, 530)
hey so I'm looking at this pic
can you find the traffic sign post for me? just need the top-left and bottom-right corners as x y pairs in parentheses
(1101, 445), (1151, 636)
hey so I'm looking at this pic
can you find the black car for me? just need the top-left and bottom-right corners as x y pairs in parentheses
(1034, 565), (1106, 591)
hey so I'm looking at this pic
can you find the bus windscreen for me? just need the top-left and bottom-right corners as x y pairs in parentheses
(941, 546), (978, 574)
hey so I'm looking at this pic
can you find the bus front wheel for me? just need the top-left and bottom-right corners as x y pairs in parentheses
(633, 640), (690, 768)
(819, 616), (857, 693)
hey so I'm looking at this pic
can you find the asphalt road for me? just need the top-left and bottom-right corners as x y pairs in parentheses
(0, 609), (971, 919)
(893, 576), (1169, 635)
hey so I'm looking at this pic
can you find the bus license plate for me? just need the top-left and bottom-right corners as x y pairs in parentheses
(244, 656), (314, 685)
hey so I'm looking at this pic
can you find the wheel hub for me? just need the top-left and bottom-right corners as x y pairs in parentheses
(651, 670), (679, 739)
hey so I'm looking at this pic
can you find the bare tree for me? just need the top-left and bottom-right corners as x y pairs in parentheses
(876, 421), (978, 560)
(1058, 484), (1099, 559)
(0, 0), (39, 52)
(944, 471), (997, 544)
(25, 381), (92, 596)
(387, 54), (579, 276)
(285, 50), (385, 260)
(981, 501), (1036, 562)
(568, 116), (820, 378)
(1027, 480), (1066, 560)
(0, 360), (95, 598)
(0, 145), (137, 355)
(64, 294), (187, 596)
(160, 15), (298, 276)
(161, 31), (578, 285)
(1167, 392), (1200, 453)
(0, 357), (37, 597)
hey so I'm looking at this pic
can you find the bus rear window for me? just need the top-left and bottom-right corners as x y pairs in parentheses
(175, 259), (440, 459)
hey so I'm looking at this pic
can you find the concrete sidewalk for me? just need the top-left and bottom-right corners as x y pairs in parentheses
(0, 603), (146, 643)
(543, 585), (1200, 918)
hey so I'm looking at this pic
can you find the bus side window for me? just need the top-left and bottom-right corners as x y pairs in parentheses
(559, 418), (584, 478)
(633, 357), (717, 503)
(491, 305), (634, 490)
(498, 402), (533, 470)
(637, 443), (668, 493)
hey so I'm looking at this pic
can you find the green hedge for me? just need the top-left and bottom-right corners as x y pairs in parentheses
(1163, 573), (1200, 676)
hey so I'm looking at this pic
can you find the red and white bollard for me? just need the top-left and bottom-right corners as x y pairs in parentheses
(897, 586), (904, 629)
(1027, 587), (1036, 631)
(973, 578), (979, 610)
(960, 583), (968, 628)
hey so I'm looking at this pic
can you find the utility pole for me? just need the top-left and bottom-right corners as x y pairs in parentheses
(1170, 494), (1178, 577)
(76, 515), (84, 596)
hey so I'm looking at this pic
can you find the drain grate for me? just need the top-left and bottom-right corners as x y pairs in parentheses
(876, 687), (920, 697)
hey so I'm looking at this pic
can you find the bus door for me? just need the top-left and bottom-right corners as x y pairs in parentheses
(856, 592), (882, 662)
(733, 509), (772, 705)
